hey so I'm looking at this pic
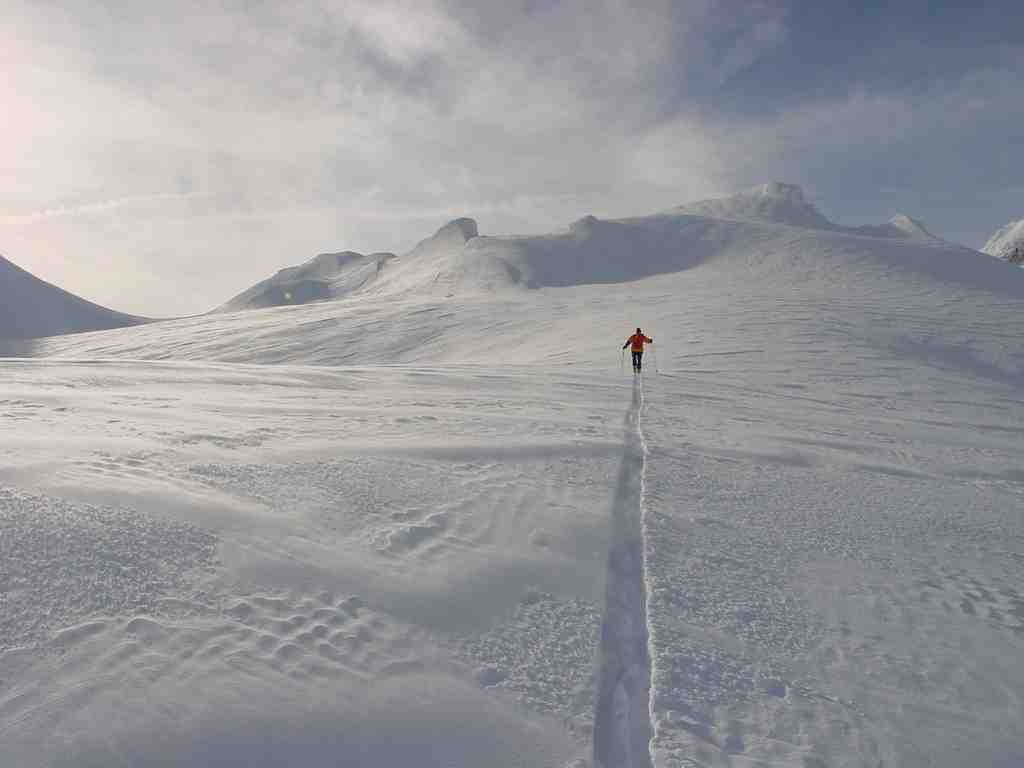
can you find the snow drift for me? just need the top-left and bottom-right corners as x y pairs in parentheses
(0, 253), (145, 339)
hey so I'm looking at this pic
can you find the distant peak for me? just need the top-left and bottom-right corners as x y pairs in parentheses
(676, 182), (832, 230)
(315, 250), (363, 260)
(887, 214), (933, 238)
(307, 251), (364, 268)
(434, 218), (479, 242)
(744, 182), (806, 203)
(982, 217), (1024, 262)
(570, 214), (601, 235)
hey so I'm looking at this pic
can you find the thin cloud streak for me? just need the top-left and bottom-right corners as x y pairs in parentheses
(3, 194), (200, 223)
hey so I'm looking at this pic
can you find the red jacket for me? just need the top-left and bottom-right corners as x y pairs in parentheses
(625, 333), (652, 352)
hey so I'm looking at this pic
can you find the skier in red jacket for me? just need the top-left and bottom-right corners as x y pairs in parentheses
(623, 328), (653, 373)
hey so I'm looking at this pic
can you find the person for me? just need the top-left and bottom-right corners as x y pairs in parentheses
(622, 327), (653, 373)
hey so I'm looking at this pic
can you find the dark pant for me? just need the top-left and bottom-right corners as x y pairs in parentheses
(631, 350), (643, 370)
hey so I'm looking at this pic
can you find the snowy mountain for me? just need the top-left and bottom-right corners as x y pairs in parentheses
(26, 189), (1024, 366)
(851, 212), (939, 240)
(218, 250), (396, 312)
(982, 217), (1024, 264)
(3, 187), (1024, 767)
(673, 182), (941, 243)
(0, 253), (145, 339)
(674, 181), (836, 229)
(220, 185), (945, 313)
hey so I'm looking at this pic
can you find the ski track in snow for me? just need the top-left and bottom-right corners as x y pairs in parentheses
(593, 377), (654, 768)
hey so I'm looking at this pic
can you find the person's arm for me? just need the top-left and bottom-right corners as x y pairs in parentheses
(645, 335), (653, 343)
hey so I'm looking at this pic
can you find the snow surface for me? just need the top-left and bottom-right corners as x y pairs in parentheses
(2, 191), (1024, 766)
(982, 218), (1024, 264)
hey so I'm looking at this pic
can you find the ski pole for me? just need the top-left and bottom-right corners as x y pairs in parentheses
(620, 348), (625, 374)
(651, 345), (659, 374)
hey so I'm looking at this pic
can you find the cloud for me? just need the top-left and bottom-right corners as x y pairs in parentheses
(3, 194), (200, 223)
(1, 0), (1021, 315)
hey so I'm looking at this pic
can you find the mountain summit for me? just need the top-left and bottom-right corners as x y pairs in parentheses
(674, 182), (836, 230)
(674, 183), (941, 242)
(431, 217), (479, 245)
(886, 214), (934, 239)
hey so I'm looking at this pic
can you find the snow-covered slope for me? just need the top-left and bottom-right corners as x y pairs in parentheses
(218, 250), (396, 312)
(0, 253), (145, 339)
(983, 217), (1024, 264)
(3, 188), (1024, 767)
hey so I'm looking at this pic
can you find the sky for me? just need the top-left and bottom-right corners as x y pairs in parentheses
(2, 0), (1022, 316)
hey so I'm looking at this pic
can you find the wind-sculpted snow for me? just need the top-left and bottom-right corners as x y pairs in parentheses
(0, 488), (217, 651)
(0, 362), (624, 766)
(0, 254), (145, 339)
(458, 591), (601, 728)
